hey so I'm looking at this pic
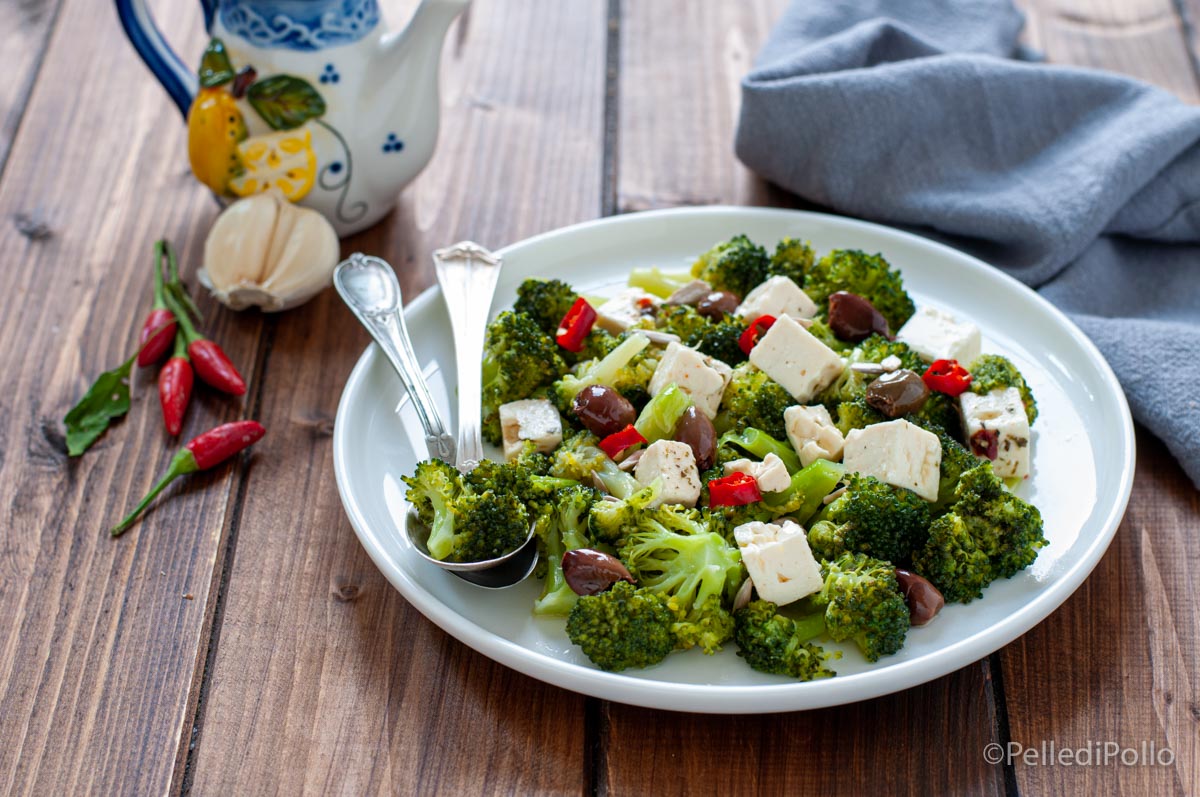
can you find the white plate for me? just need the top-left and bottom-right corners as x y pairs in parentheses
(332, 207), (1135, 713)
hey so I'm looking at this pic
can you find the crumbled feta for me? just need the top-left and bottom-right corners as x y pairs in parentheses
(895, 306), (981, 364)
(784, 405), (845, 467)
(647, 341), (732, 419)
(722, 452), (792, 493)
(843, 418), (942, 502)
(748, 315), (843, 402)
(960, 387), (1031, 479)
(498, 399), (563, 461)
(733, 519), (823, 606)
(634, 439), (701, 507)
(594, 288), (661, 333)
(736, 276), (818, 321)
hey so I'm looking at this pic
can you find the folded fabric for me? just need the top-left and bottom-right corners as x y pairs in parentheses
(735, 0), (1200, 488)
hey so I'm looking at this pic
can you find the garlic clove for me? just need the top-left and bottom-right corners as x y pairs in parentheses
(200, 189), (339, 313)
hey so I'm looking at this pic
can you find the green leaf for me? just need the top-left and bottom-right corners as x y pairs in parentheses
(198, 38), (236, 88)
(64, 353), (137, 456)
(247, 75), (326, 130)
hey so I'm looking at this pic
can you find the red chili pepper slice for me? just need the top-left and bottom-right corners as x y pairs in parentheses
(738, 314), (776, 355)
(555, 297), (598, 353)
(708, 472), (763, 507)
(598, 424), (647, 459)
(922, 359), (973, 396)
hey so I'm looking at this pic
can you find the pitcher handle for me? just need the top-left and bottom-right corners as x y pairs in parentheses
(114, 0), (199, 118)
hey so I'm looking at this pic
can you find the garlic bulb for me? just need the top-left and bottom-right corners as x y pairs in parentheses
(200, 189), (339, 312)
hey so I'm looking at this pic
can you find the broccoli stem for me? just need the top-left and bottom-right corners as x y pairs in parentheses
(628, 267), (694, 298)
(718, 428), (802, 473)
(791, 612), (827, 643)
(762, 459), (845, 524)
(594, 461), (643, 499)
(634, 383), (692, 443)
(562, 333), (651, 401)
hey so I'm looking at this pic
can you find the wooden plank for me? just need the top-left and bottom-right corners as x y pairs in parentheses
(609, 2), (1005, 794)
(1000, 432), (1199, 796)
(0, 1), (265, 795)
(183, 1), (608, 793)
(0, 0), (65, 173)
(1017, 0), (1200, 101)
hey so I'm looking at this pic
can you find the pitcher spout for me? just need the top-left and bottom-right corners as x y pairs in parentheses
(378, 0), (470, 74)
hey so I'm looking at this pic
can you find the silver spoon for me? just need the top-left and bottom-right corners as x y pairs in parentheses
(333, 250), (538, 589)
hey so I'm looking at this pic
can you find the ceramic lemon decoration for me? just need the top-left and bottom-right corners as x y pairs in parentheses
(116, 0), (471, 237)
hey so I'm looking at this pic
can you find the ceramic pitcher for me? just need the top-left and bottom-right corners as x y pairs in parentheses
(116, 0), (469, 236)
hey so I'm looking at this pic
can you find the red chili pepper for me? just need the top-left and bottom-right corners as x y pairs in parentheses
(708, 472), (763, 507)
(158, 333), (193, 436)
(111, 420), (265, 536)
(922, 359), (973, 396)
(738, 314), (776, 355)
(137, 242), (178, 367)
(598, 424), (647, 459)
(555, 297), (598, 353)
(162, 274), (247, 396)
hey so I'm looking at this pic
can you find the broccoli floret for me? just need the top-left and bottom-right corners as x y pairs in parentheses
(768, 238), (815, 285)
(587, 480), (663, 543)
(968, 354), (1038, 424)
(688, 318), (748, 366)
(513, 278), (579, 337)
(912, 392), (962, 442)
(915, 421), (977, 513)
(482, 311), (567, 444)
(912, 464), (1047, 603)
(619, 505), (744, 654)
(805, 318), (854, 353)
(718, 363), (792, 441)
(628, 267), (695, 299)
(553, 333), (655, 413)
(811, 552), (909, 662)
(402, 459), (531, 563)
(808, 473), (932, 565)
(565, 581), (677, 671)
(550, 429), (643, 499)
(803, 250), (915, 332)
(834, 397), (886, 436)
(733, 600), (838, 680)
(691, 234), (770, 298)
(533, 485), (600, 616)
(656, 304), (712, 342)
(576, 328), (620, 362)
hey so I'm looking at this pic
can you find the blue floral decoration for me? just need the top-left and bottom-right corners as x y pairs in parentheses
(219, 0), (380, 51)
(319, 63), (340, 84)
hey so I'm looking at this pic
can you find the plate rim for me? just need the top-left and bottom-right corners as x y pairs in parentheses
(332, 205), (1136, 713)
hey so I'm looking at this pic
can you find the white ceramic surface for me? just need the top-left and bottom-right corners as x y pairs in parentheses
(332, 207), (1135, 714)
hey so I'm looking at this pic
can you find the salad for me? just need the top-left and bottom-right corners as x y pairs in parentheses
(402, 234), (1046, 680)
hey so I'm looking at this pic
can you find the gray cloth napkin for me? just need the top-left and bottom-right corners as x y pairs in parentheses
(735, 0), (1200, 488)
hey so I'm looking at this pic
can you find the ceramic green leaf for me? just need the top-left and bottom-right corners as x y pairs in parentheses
(247, 76), (326, 130)
(198, 38), (235, 88)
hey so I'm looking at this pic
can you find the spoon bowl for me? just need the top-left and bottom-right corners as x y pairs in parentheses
(404, 508), (540, 589)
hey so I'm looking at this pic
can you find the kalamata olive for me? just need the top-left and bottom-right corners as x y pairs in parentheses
(696, 291), (740, 320)
(562, 549), (636, 596)
(894, 569), (945, 626)
(673, 406), (716, 470)
(665, 279), (713, 306)
(828, 291), (891, 342)
(865, 369), (929, 417)
(572, 385), (636, 437)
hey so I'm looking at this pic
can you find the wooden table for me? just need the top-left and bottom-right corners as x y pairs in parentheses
(2, 0), (1197, 794)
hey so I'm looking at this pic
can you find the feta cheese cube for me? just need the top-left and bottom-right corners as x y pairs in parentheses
(895, 306), (982, 364)
(647, 341), (732, 419)
(784, 405), (845, 467)
(843, 418), (942, 502)
(634, 439), (701, 507)
(748, 315), (843, 403)
(736, 276), (818, 321)
(733, 519), (823, 606)
(959, 387), (1031, 479)
(722, 452), (791, 493)
(594, 288), (661, 333)
(498, 399), (563, 461)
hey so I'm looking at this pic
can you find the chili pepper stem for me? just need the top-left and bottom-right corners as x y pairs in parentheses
(152, 240), (168, 310)
(163, 282), (203, 345)
(110, 449), (199, 536)
(161, 239), (203, 323)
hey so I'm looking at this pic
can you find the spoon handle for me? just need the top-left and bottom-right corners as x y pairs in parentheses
(335, 254), (456, 462)
(432, 242), (503, 471)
